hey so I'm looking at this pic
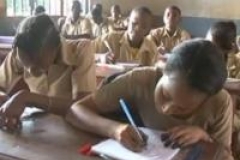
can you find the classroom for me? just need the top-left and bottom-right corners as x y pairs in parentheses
(0, 0), (239, 160)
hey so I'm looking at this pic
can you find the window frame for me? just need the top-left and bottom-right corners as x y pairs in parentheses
(6, 0), (90, 17)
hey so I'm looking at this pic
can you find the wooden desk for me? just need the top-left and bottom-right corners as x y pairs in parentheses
(0, 114), (102, 160)
(0, 113), (232, 160)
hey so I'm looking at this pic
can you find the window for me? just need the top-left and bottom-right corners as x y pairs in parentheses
(6, 0), (90, 17)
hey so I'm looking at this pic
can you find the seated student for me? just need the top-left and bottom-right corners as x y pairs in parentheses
(107, 5), (127, 32)
(33, 5), (46, 15)
(0, 40), (234, 159)
(148, 6), (191, 55)
(61, 0), (91, 39)
(89, 6), (109, 38)
(94, 6), (158, 66)
(206, 21), (240, 160)
(65, 39), (233, 153)
(0, 14), (96, 129)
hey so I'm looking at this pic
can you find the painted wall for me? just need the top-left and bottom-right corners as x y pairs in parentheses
(92, 0), (240, 19)
(1, 0), (240, 36)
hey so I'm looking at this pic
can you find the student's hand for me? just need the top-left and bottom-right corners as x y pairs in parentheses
(114, 124), (147, 152)
(0, 90), (27, 131)
(157, 46), (168, 55)
(163, 125), (212, 148)
(105, 51), (115, 64)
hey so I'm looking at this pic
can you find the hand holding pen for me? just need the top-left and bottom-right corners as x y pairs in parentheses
(112, 99), (147, 152)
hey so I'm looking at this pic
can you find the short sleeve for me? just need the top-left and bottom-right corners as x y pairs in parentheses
(180, 30), (191, 41)
(209, 91), (233, 148)
(94, 71), (134, 112)
(71, 40), (96, 97)
(0, 49), (24, 91)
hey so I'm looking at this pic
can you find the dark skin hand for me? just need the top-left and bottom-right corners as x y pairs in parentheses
(161, 125), (213, 148)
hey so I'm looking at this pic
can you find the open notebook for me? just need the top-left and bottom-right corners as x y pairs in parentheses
(92, 128), (180, 160)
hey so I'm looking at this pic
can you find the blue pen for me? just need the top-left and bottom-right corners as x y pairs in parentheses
(119, 98), (144, 141)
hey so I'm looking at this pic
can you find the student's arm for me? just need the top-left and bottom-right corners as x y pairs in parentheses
(0, 50), (25, 104)
(66, 70), (146, 152)
(208, 91), (233, 148)
(224, 78), (240, 95)
(0, 90), (74, 130)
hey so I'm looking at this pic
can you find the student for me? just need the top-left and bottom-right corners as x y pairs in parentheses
(89, 6), (109, 38)
(148, 5), (191, 55)
(0, 39), (233, 158)
(34, 5), (46, 15)
(207, 21), (240, 160)
(94, 6), (158, 66)
(62, 39), (232, 153)
(206, 21), (237, 63)
(61, 0), (91, 39)
(108, 5), (127, 32)
(0, 14), (96, 129)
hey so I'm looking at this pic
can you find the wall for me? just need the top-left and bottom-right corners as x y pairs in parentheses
(91, 0), (240, 37)
(1, 0), (240, 36)
(92, 0), (240, 19)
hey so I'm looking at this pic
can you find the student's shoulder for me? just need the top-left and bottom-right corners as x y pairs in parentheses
(126, 66), (162, 84)
(150, 27), (165, 35)
(102, 31), (125, 41)
(207, 89), (233, 116)
(179, 28), (191, 38)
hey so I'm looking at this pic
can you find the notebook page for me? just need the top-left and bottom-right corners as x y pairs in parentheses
(92, 128), (179, 160)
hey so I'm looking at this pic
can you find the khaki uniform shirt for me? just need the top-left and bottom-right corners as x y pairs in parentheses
(94, 67), (233, 147)
(95, 31), (158, 66)
(148, 27), (191, 52)
(0, 38), (96, 99)
(107, 16), (126, 32)
(90, 18), (109, 38)
(227, 53), (240, 133)
(61, 16), (92, 36)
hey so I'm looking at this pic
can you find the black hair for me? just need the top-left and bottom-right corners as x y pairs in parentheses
(72, 0), (81, 11)
(111, 5), (121, 12)
(14, 14), (60, 58)
(166, 5), (181, 15)
(131, 6), (152, 16)
(34, 5), (45, 15)
(91, 6), (101, 17)
(164, 39), (227, 95)
(208, 21), (236, 51)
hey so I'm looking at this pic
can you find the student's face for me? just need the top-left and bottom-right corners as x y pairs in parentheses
(111, 7), (120, 19)
(18, 45), (59, 76)
(163, 8), (181, 29)
(127, 11), (151, 43)
(72, 4), (81, 18)
(155, 72), (207, 116)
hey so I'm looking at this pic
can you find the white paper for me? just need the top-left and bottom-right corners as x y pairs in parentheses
(92, 128), (179, 160)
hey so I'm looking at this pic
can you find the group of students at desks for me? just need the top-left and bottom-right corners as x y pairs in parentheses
(1, 0), (240, 159)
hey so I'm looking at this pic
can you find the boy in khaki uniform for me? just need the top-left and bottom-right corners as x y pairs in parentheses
(148, 6), (191, 55)
(95, 7), (158, 66)
(0, 15), (96, 129)
(0, 39), (234, 159)
(107, 5), (127, 32)
(89, 6), (109, 38)
(61, 0), (92, 39)
(207, 21), (240, 160)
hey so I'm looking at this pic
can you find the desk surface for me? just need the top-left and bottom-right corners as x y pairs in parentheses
(0, 113), (232, 160)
